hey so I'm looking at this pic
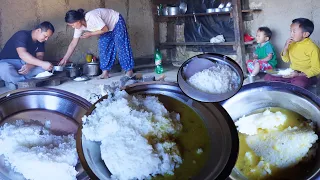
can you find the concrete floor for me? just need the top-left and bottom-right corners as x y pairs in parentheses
(0, 68), (318, 102)
(0, 67), (180, 102)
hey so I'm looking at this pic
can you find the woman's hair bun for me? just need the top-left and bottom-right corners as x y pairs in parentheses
(77, 9), (85, 15)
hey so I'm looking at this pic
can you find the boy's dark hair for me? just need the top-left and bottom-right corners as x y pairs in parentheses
(292, 18), (314, 36)
(35, 21), (55, 33)
(258, 27), (272, 40)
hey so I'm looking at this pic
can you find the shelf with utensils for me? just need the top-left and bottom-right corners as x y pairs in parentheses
(159, 40), (255, 47)
(151, 0), (260, 74)
(155, 9), (262, 22)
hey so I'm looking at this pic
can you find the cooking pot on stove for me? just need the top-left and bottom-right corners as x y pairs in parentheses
(65, 65), (81, 78)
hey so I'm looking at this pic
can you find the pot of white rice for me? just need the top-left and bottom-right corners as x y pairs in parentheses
(222, 82), (320, 180)
(177, 53), (244, 103)
(0, 88), (92, 180)
(76, 81), (239, 180)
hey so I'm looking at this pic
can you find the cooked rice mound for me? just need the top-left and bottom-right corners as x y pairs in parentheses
(82, 90), (183, 180)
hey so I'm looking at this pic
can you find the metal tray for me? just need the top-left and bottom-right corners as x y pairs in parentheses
(77, 81), (239, 180)
(0, 88), (92, 180)
(177, 53), (244, 103)
(222, 82), (320, 180)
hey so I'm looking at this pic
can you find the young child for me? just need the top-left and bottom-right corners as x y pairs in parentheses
(264, 18), (320, 88)
(247, 27), (277, 77)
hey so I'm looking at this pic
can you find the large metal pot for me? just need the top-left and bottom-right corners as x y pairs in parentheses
(167, 6), (179, 15)
(66, 65), (81, 78)
(206, 8), (222, 13)
(162, 7), (169, 16)
(77, 81), (239, 180)
(0, 88), (92, 180)
(83, 62), (100, 76)
(221, 82), (320, 180)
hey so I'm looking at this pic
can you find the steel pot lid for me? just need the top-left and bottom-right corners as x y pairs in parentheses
(177, 53), (244, 103)
(87, 62), (99, 65)
(221, 82), (320, 180)
(76, 81), (239, 180)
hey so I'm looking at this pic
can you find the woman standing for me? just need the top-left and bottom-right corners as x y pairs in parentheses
(59, 8), (134, 78)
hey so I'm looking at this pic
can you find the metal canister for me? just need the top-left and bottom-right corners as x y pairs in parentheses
(84, 62), (100, 76)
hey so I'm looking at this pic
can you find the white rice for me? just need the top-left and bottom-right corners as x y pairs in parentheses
(187, 63), (238, 94)
(235, 110), (287, 135)
(277, 68), (294, 76)
(0, 120), (78, 180)
(82, 90), (183, 180)
(35, 71), (53, 78)
(246, 125), (318, 168)
(196, 148), (203, 155)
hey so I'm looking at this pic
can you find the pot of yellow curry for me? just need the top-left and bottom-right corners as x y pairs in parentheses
(222, 81), (320, 180)
(77, 82), (239, 180)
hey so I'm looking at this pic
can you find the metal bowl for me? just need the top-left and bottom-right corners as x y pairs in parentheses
(162, 7), (169, 16)
(53, 65), (64, 72)
(206, 8), (222, 13)
(221, 82), (320, 180)
(179, 2), (187, 14)
(167, 6), (179, 16)
(222, 7), (232, 12)
(77, 81), (239, 180)
(65, 65), (82, 78)
(177, 53), (244, 103)
(0, 88), (92, 180)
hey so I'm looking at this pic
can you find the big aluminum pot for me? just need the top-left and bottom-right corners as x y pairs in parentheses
(76, 81), (239, 180)
(221, 82), (320, 180)
(83, 62), (100, 76)
(0, 88), (92, 180)
(167, 6), (179, 15)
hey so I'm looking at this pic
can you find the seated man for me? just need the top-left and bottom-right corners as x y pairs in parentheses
(264, 18), (320, 88)
(0, 21), (54, 89)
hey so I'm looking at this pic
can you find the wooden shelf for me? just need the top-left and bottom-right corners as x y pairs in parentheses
(242, 9), (262, 13)
(151, 0), (178, 4)
(159, 40), (256, 47)
(151, 0), (258, 75)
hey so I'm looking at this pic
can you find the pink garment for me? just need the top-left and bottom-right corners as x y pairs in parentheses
(264, 74), (317, 89)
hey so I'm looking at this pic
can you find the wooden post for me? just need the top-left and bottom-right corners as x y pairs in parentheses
(152, 3), (160, 48)
(232, 0), (247, 76)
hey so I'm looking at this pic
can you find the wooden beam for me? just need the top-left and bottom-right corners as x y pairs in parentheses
(151, 0), (178, 5)
(152, 4), (160, 48)
(167, 21), (176, 61)
(241, 0), (250, 10)
(232, 0), (247, 76)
